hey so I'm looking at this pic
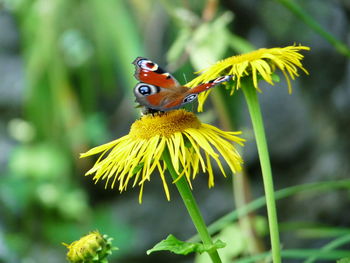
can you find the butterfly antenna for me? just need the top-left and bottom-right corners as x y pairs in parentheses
(183, 73), (188, 83)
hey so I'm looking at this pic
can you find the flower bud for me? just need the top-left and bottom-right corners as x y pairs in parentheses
(63, 231), (117, 263)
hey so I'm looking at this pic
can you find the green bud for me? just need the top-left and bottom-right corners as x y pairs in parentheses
(63, 231), (118, 263)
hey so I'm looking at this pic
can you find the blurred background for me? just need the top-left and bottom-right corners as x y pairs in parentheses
(0, 0), (349, 262)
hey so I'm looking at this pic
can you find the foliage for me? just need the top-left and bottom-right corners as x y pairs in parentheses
(147, 235), (225, 256)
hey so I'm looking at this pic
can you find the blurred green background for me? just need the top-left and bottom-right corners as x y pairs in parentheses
(0, 0), (349, 262)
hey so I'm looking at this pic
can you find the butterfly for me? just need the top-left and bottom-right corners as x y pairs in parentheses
(132, 57), (232, 113)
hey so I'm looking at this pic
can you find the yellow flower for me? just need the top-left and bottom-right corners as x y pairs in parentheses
(186, 45), (310, 111)
(81, 110), (244, 203)
(63, 231), (116, 263)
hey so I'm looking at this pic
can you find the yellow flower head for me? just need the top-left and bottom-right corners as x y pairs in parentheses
(81, 110), (244, 203)
(63, 231), (116, 263)
(186, 45), (310, 111)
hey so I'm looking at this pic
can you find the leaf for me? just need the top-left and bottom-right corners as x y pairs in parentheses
(190, 12), (233, 69)
(183, 137), (193, 149)
(338, 258), (350, 263)
(228, 33), (255, 54)
(195, 218), (267, 263)
(271, 72), (280, 82)
(132, 162), (144, 175)
(167, 28), (192, 62)
(195, 223), (245, 263)
(147, 235), (225, 256)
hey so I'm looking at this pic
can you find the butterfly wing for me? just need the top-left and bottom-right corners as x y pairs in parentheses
(134, 83), (190, 111)
(186, 75), (233, 94)
(132, 56), (232, 111)
(133, 57), (180, 88)
(158, 75), (233, 110)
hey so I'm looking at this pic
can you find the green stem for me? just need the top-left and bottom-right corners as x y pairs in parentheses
(233, 170), (265, 255)
(189, 179), (350, 241)
(303, 234), (350, 263)
(234, 249), (350, 263)
(213, 88), (265, 255)
(275, 0), (350, 58)
(163, 148), (222, 263)
(215, 179), (350, 236)
(241, 80), (281, 263)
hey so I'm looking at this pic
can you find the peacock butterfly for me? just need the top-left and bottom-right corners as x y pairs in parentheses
(132, 57), (231, 113)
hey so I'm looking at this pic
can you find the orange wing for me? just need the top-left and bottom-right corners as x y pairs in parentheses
(133, 57), (179, 89)
(132, 56), (232, 111)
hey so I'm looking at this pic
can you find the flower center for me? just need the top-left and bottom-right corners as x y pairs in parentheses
(129, 110), (201, 139)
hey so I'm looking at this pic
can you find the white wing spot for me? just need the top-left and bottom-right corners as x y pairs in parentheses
(213, 76), (231, 84)
(138, 59), (159, 71)
(183, 94), (198, 103)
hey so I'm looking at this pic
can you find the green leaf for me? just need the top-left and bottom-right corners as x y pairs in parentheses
(228, 33), (255, 53)
(195, 219), (267, 263)
(183, 137), (193, 148)
(190, 12), (233, 69)
(271, 72), (280, 82)
(147, 235), (225, 256)
(167, 28), (192, 62)
(132, 162), (145, 175)
(338, 258), (350, 263)
(190, 179), (350, 242)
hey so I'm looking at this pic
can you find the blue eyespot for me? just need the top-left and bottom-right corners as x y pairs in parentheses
(138, 85), (151, 95)
(134, 83), (159, 97)
(183, 94), (198, 103)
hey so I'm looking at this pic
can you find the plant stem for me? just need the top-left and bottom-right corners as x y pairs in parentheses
(275, 0), (350, 57)
(233, 170), (265, 256)
(234, 249), (350, 263)
(241, 79), (281, 263)
(303, 234), (350, 263)
(189, 179), (350, 241)
(163, 148), (222, 263)
(213, 89), (265, 256)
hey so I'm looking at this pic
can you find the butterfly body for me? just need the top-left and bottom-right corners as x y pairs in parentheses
(132, 57), (231, 112)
